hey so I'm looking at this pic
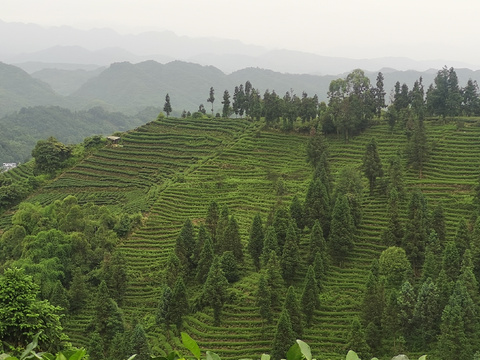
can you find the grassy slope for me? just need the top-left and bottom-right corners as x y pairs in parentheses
(14, 117), (480, 359)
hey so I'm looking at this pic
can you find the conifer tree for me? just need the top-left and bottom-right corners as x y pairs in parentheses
(220, 251), (240, 283)
(215, 205), (229, 253)
(69, 267), (87, 312)
(49, 280), (69, 312)
(329, 194), (355, 265)
(346, 318), (370, 359)
(156, 285), (173, 328)
(362, 137), (383, 195)
(471, 216), (480, 280)
(222, 215), (243, 262)
(396, 280), (416, 345)
(163, 93), (172, 117)
(283, 286), (303, 338)
(403, 189), (428, 275)
(103, 250), (128, 306)
(175, 219), (196, 269)
(265, 250), (284, 308)
(459, 249), (479, 306)
(361, 271), (383, 328)
(421, 232), (441, 282)
(203, 257), (228, 325)
(193, 224), (209, 267)
(205, 200), (219, 243)
(431, 204), (447, 244)
(301, 265), (320, 327)
(312, 252), (325, 291)
(308, 220), (327, 266)
(196, 236), (214, 284)
(280, 222), (300, 285)
(386, 153), (405, 197)
(164, 251), (183, 288)
(454, 217), (470, 258)
(289, 195), (304, 231)
(262, 227), (279, 266)
(222, 90), (231, 118)
(406, 117), (428, 178)
(303, 178), (330, 233)
(170, 277), (189, 331)
(382, 188), (403, 246)
(130, 323), (151, 360)
(334, 166), (363, 227)
(413, 277), (440, 348)
(88, 332), (105, 360)
(306, 131), (329, 170)
(256, 274), (272, 324)
(248, 213), (264, 270)
(273, 208), (290, 248)
(271, 309), (295, 360)
(442, 241), (460, 283)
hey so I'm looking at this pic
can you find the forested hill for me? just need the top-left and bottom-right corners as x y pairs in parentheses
(2, 112), (480, 360)
(0, 106), (158, 163)
(0, 62), (65, 115)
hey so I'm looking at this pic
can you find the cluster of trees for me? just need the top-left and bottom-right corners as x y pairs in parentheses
(0, 195), (142, 359)
(352, 182), (480, 359)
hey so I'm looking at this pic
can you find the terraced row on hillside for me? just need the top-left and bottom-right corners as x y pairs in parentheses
(13, 117), (480, 359)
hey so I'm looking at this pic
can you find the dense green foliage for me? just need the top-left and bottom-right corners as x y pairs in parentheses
(3, 66), (480, 359)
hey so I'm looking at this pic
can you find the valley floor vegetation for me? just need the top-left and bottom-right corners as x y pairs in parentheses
(2, 66), (480, 360)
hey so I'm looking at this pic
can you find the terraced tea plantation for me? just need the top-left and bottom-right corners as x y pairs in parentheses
(15, 117), (480, 359)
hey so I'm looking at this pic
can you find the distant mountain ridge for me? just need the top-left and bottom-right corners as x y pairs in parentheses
(3, 60), (480, 118)
(2, 19), (479, 76)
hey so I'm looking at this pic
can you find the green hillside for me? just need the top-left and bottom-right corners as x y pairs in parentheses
(5, 114), (479, 359)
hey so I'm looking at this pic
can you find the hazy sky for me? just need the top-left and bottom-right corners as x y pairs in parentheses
(4, 0), (480, 65)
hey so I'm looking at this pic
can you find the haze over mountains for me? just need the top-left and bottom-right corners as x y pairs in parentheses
(2, 19), (480, 164)
(2, 19), (480, 75)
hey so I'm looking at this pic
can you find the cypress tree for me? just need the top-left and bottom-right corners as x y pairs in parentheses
(88, 332), (105, 360)
(334, 166), (363, 228)
(471, 216), (480, 281)
(413, 277), (440, 349)
(386, 153), (405, 198)
(442, 241), (460, 283)
(328, 194), (355, 265)
(271, 309), (295, 360)
(195, 236), (214, 284)
(396, 280), (416, 345)
(223, 215), (243, 262)
(406, 117), (428, 178)
(403, 189), (428, 275)
(273, 208), (290, 248)
(69, 267), (87, 313)
(283, 286), (303, 338)
(346, 318), (370, 359)
(256, 274), (272, 324)
(215, 205), (229, 253)
(312, 252), (325, 291)
(289, 195), (304, 231)
(361, 272), (383, 328)
(362, 137), (383, 195)
(265, 250), (284, 308)
(301, 265), (319, 327)
(431, 204), (447, 244)
(304, 178), (330, 233)
(308, 220), (327, 266)
(459, 249), (480, 306)
(156, 285), (173, 328)
(280, 222), (300, 285)
(248, 213), (264, 270)
(130, 323), (151, 360)
(170, 277), (189, 331)
(262, 226), (279, 266)
(205, 200), (219, 243)
(203, 257), (228, 325)
(175, 218), (196, 269)
(164, 251), (183, 288)
(382, 188), (403, 247)
(454, 217), (470, 258)
(220, 250), (240, 283)
(193, 224), (209, 267)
